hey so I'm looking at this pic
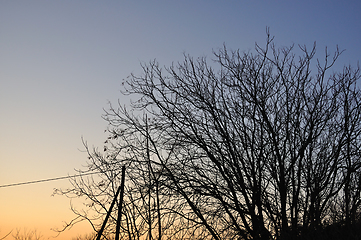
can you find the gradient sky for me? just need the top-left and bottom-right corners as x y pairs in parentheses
(1, 1), (361, 239)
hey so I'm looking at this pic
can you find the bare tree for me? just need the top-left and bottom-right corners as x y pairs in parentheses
(12, 229), (43, 240)
(72, 232), (97, 240)
(57, 31), (361, 240)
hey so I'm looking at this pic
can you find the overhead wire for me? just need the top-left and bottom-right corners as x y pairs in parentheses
(0, 171), (99, 188)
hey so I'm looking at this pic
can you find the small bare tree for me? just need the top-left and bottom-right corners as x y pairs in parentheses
(12, 229), (43, 240)
(71, 232), (97, 240)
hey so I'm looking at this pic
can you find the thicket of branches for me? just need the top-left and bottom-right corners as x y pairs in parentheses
(56, 32), (361, 240)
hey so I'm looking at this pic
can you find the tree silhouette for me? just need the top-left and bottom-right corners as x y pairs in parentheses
(57, 31), (361, 240)
(12, 229), (43, 240)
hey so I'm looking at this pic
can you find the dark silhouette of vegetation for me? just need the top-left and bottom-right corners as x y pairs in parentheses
(11, 229), (43, 240)
(56, 31), (361, 239)
(72, 232), (97, 240)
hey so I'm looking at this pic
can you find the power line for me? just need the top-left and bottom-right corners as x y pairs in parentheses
(0, 172), (99, 188)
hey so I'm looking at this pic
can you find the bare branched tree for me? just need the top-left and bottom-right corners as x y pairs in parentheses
(12, 229), (43, 240)
(71, 232), (97, 240)
(57, 31), (361, 240)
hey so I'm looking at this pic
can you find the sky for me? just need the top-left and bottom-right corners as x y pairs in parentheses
(1, 1), (360, 239)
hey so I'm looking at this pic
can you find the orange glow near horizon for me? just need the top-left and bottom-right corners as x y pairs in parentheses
(0, 181), (93, 240)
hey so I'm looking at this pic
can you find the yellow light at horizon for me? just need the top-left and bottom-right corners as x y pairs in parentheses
(0, 180), (93, 240)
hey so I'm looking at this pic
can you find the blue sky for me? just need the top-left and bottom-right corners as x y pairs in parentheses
(1, 1), (360, 239)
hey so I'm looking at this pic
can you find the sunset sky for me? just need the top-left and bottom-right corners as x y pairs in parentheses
(1, 1), (361, 239)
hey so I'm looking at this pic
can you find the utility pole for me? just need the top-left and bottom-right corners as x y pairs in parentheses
(115, 166), (126, 240)
(96, 165), (126, 240)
